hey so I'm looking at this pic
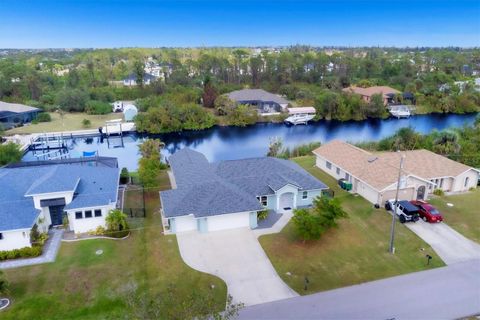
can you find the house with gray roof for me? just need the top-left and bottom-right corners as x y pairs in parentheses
(0, 101), (41, 129)
(160, 148), (327, 234)
(227, 89), (290, 115)
(0, 161), (119, 251)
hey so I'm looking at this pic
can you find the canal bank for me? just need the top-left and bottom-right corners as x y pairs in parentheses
(21, 113), (478, 171)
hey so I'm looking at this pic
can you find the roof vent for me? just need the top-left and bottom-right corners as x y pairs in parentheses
(367, 156), (378, 163)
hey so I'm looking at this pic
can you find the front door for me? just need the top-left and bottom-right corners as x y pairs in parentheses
(49, 205), (65, 226)
(416, 186), (426, 200)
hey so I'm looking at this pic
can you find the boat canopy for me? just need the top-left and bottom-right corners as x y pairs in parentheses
(287, 107), (316, 115)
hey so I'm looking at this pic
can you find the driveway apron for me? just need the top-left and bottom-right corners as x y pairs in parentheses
(405, 220), (480, 265)
(176, 228), (298, 306)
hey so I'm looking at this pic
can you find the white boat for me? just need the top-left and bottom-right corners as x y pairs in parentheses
(389, 105), (411, 119)
(285, 107), (316, 125)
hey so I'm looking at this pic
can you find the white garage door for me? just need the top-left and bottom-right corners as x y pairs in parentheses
(207, 212), (250, 232)
(279, 192), (294, 211)
(175, 215), (197, 232)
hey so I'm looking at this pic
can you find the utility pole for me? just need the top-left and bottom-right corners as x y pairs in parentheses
(389, 153), (406, 254)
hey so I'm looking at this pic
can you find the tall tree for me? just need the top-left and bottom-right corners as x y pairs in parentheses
(202, 76), (217, 108)
(133, 60), (145, 87)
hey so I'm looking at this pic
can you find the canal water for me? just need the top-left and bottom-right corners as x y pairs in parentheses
(22, 113), (478, 171)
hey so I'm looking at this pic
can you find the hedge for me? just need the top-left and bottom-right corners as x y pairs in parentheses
(0, 246), (42, 261)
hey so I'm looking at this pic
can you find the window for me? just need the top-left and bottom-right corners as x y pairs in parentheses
(336, 167), (340, 175)
(345, 173), (350, 181)
(464, 177), (469, 187)
(326, 161), (332, 170)
(259, 196), (267, 206)
(0, 233), (3, 240)
(85, 210), (93, 218)
(439, 179), (444, 188)
(302, 191), (308, 199)
(94, 209), (102, 217)
(75, 211), (83, 219)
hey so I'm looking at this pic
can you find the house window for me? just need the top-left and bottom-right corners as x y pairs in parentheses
(85, 210), (93, 218)
(336, 167), (340, 175)
(302, 191), (308, 199)
(259, 196), (267, 206)
(75, 211), (83, 219)
(0, 233), (3, 240)
(94, 209), (102, 217)
(345, 173), (350, 181)
(326, 161), (332, 170)
(439, 179), (444, 188)
(464, 177), (469, 187)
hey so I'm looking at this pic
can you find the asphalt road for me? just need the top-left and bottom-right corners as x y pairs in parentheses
(238, 259), (480, 320)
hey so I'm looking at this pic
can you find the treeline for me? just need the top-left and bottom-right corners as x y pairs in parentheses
(356, 116), (480, 167)
(0, 47), (479, 132)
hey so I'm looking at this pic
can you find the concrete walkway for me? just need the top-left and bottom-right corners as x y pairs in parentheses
(0, 229), (63, 269)
(405, 220), (480, 265)
(239, 259), (480, 319)
(253, 211), (293, 237)
(177, 228), (298, 306)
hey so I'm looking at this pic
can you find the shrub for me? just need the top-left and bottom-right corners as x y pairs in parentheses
(36, 112), (52, 122)
(82, 119), (91, 128)
(433, 189), (445, 196)
(257, 209), (269, 220)
(89, 226), (106, 236)
(85, 100), (112, 115)
(55, 88), (89, 112)
(120, 167), (130, 184)
(0, 142), (22, 166)
(0, 246), (43, 261)
(106, 209), (129, 232)
(0, 270), (8, 295)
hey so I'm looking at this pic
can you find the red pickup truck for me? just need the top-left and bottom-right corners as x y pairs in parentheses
(410, 200), (443, 223)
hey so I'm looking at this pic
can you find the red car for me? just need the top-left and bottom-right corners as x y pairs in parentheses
(410, 200), (443, 223)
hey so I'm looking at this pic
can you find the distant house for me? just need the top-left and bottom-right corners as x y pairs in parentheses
(0, 159), (120, 251)
(0, 101), (41, 129)
(122, 73), (156, 86)
(160, 148), (327, 234)
(227, 89), (290, 115)
(144, 61), (173, 80)
(342, 86), (400, 105)
(313, 140), (479, 206)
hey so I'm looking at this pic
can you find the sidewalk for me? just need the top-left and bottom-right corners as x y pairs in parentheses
(0, 229), (63, 270)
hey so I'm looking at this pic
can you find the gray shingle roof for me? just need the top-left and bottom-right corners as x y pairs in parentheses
(0, 101), (40, 113)
(0, 164), (119, 232)
(227, 89), (289, 105)
(160, 149), (327, 218)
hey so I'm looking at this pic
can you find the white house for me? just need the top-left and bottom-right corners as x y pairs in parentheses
(122, 73), (156, 86)
(160, 148), (328, 234)
(0, 160), (120, 251)
(313, 140), (479, 206)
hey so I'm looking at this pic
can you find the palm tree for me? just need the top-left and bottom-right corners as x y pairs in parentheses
(432, 130), (461, 156)
(105, 209), (128, 232)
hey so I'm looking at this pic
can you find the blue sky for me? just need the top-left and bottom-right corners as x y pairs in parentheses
(0, 0), (479, 48)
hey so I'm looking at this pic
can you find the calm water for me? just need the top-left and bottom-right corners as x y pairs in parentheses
(22, 113), (478, 171)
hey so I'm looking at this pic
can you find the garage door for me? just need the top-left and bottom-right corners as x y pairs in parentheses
(380, 187), (415, 205)
(175, 215), (197, 232)
(207, 212), (250, 232)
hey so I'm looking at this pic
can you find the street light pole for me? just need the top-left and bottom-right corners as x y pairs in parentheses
(389, 153), (406, 254)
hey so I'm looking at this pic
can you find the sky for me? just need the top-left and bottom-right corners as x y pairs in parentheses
(0, 0), (479, 48)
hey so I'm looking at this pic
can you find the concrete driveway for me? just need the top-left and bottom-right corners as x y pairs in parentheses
(176, 228), (298, 306)
(405, 220), (480, 265)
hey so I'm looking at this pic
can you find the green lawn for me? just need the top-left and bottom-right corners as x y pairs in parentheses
(6, 112), (122, 135)
(429, 189), (480, 243)
(2, 171), (227, 320)
(258, 156), (445, 295)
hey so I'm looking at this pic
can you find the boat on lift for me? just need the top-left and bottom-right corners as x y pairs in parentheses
(285, 107), (316, 125)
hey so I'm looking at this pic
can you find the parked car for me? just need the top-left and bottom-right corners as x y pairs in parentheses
(385, 199), (420, 223)
(410, 200), (443, 223)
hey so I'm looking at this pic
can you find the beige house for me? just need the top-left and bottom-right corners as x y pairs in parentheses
(313, 140), (479, 206)
(342, 86), (400, 105)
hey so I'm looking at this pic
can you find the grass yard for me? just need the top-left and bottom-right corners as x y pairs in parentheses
(429, 189), (480, 243)
(2, 170), (226, 320)
(258, 156), (445, 295)
(6, 112), (121, 135)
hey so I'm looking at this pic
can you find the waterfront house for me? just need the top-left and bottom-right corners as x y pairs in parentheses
(122, 73), (156, 86)
(342, 86), (400, 105)
(313, 140), (479, 206)
(160, 148), (327, 234)
(227, 89), (290, 115)
(0, 159), (120, 251)
(0, 101), (41, 129)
